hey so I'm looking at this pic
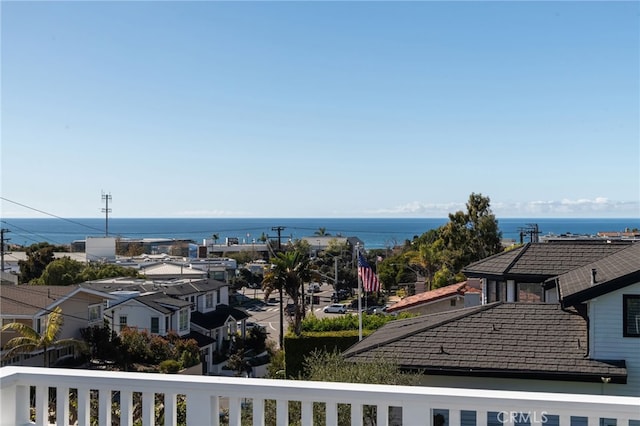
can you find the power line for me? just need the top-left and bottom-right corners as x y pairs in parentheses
(0, 197), (104, 233)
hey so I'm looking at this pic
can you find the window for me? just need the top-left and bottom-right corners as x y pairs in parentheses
(205, 293), (214, 309)
(88, 304), (101, 323)
(119, 316), (128, 330)
(450, 299), (456, 307)
(623, 295), (640, 337)
(179, 309), (189, 331)
(151, 317), (160, 334)
(36, 318), (42, 334)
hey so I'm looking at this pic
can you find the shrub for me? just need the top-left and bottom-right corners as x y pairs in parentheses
(159, 359), (182, 374)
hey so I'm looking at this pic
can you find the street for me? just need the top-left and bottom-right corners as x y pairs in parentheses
(235, 283), (347, 346)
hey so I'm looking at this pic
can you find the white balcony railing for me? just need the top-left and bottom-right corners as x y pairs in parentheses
(1, 366), (639, 426)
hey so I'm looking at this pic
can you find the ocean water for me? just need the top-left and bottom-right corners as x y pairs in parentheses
(2, 217), (638, 249)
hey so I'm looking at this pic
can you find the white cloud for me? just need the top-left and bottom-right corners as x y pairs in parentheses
(371, 198), (639, 218)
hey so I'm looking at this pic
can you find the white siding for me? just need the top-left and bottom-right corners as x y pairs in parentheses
(107, 301), (169, 335)
(589, 281), (640, 397)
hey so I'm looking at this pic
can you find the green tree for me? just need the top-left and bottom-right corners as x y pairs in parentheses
(35, 256), (84, 285)
(314, 227), (330, 236)
(1, 307), (87, 367)
(262, 250), (313, 336)
(19, 242), (56, 283)
(439, 192), (502, 272)
(35, 258), (139, 285)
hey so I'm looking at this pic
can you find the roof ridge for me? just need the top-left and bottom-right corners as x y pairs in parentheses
(502, 242), (530, 274)
(344, 302), (502, 358)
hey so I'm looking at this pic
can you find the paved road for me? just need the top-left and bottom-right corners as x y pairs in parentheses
(235, 283), (349, 346)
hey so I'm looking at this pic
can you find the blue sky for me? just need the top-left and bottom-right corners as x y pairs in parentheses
(2, 1), (638, 219)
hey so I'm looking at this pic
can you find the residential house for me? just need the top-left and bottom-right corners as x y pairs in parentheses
(0, 284), (115, 367)
(462, 240), (631, 304)
(82, 277), (249, 374)
(344, 242), (640, 399)
(385, 280), (482, 315)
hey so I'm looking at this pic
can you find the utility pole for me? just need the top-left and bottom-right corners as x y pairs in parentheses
(101, 191), (112, 237)
(1, 228), (10, 273)
(271, 226), (286, 251)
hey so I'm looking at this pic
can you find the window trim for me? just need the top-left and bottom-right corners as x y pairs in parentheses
(88, 304), (102, 323)
(623, 294), (640, 338)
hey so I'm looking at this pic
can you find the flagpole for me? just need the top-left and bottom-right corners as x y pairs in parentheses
(357, 245), (363, 341)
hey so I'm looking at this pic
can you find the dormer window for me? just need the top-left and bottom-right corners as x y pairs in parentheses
(623, 295), (640, 337)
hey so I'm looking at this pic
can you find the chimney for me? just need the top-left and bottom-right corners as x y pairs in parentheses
(591, 268), (597, 285)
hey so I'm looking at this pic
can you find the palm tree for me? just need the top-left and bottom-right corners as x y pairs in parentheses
(1, 306), (87, 367)
(262, 250), (313, 337)
(314, 227), (330, 236)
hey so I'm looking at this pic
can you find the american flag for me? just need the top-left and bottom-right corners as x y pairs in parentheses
(358, 252), (380, 292)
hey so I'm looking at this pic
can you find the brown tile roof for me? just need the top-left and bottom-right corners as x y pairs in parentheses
(464, 241), (630, 280)
(0, 285), (81, 316)
(554, 243), (640, 307)
(386, 281), (479, 313)
(343, 303), (627, 383)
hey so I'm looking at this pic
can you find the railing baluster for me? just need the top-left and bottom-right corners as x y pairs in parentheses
(449, 409), (461, 426)
(300, 400), (313, 426)
(77, 387), (90, 426)
(401, 402), (426, 425)
(56, 386), (69, 426)
(276, 399), (287, 426)
(326, 400), (338, 426)
(164, 392), (177, 426)
(34, 385), (46, 426)
(98, 388), (111, 426)
(376, 403), (388, 426)
(211, 395), (220, 426)
(476, 409), (488, 426)
(228, 396), (241, 426)
(120, 390), (133, 426)
(187, 392), (213, 426)
(141, 391), (154, 425)
(351, 402), (363, 426)
(252, 397), (265, 426)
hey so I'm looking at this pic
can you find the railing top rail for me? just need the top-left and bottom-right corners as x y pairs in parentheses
(1, 366), (639, 414)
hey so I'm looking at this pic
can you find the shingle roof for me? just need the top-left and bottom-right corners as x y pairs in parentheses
(1, 285), (79, 316)
(555, 243), (640, 307)
(464, 241), (630, 280)
(182, 330), (216, 348)
(385, 281), (479, 313)
(343, 303), (626, 383)
(190, 305), (249, 330)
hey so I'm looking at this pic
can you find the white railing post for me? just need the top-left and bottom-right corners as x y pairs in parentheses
(98, 388), (111, 426)
(34, 384), (47, 426)
(301, 400), (313, 425)
(326, 401), (338, 426)
(164, 392), (177, 426)
(276, 399), (287, 426)
(211, 395), (220, 426)
(351, 402), (363, 426)
(142, 391), (154, 425)
(228, 396), (241, 426)
(376, 403), (388, 426)
(77, 387), (91, 426)
(401, 402), (427, 426)
(56, 386), (69, 426)
(119, 390), (133, 426)
(476, 410), (488, 426)
(187, 392), (212, 426)
(252, 398), (265, 426)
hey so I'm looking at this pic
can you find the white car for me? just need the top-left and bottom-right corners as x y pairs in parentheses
(323, 303), (347, 314)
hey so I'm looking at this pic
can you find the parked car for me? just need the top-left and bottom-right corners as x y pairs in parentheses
(331, 289), (351, 302)
(323, 303), (347, 314)
(308, 283), (321, 293)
